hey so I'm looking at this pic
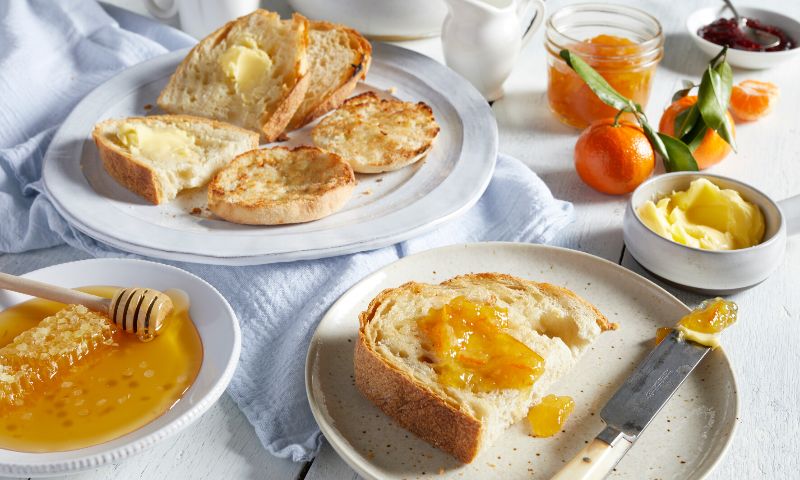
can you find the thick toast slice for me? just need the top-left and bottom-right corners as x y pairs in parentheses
(157, 10), (310, 142)
(311, 92), (440, 173)
(355, 273), (614, 463)
(285, 21), (371, 131)
(92, 115), (259, 204)
(207, 146), (355, 225)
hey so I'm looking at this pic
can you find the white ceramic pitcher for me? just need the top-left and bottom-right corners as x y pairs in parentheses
(442, 0), (545, 101)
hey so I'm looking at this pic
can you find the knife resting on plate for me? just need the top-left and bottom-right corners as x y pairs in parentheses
(550, 330), (711, 479)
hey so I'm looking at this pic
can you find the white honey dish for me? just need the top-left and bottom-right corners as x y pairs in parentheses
(686, 6), (800, 70)
(623, 172), (800, 294)
(0, 258), (241, 477)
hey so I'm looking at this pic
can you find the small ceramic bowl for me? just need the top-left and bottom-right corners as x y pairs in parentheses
(623, 172), (799, 294)
(686, 6), (800, 69)
(0, 259), (240, 477)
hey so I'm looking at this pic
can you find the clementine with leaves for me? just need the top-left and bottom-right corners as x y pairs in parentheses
(574, 119), (655, 195)
(659, 95), (735, 170)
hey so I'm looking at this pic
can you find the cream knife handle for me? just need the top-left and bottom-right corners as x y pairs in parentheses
(0, 271), (110, 313)
(551, 428), (633, 480)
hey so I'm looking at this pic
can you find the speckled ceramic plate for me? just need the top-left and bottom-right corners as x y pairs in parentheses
(306, 243), (738, 480)
(41, 43), (496, 265)
(0, 259), (240, 477)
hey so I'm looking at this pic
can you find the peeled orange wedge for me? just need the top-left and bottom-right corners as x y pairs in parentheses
(730, 80), (779, 122)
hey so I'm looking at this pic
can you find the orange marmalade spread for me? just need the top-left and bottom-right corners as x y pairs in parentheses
(655, 298), (737, 349)
(548, 34), (658, 129)
(527, 394), (575, 437)
(416, 296), (544, 393)
(0, 287), (202, 452)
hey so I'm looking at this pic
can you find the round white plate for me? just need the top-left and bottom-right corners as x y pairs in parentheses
(42, 43), (497, 265)
(306, 243), (738, 480)
(0, 259), (240, 477)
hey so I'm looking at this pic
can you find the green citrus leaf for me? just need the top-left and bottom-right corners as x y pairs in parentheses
(684, 123), (708, 151)
(671, 84), (695, 103)
(674, 104), (700, 139)
(638, 116), (669, 161)
(697, 66), (737, 150)
(658, 133), (700, 172)
(559, 49), (633, 112)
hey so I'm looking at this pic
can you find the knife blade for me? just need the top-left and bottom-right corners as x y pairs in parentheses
(551, 330), (710, 480)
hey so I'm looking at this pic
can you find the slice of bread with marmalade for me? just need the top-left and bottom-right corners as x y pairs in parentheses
(93, 115), (259, 204)
(312, 92), (439, 173)
(355, 273), (615, 463)
(285, 21), (371, 131)
(157, 10), (310, 142)
(208, 146), (355, 225)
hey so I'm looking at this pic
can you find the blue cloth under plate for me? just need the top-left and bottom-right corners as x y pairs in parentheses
(0, 1), (575, 462)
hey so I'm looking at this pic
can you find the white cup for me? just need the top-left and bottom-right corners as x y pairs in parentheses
(144, 0), (261, 39)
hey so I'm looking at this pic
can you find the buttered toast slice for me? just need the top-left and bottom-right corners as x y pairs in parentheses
(285, 21), (371, 131)
(311, 92), (440, 173)
(208, 146), (355, 225)
(355, 273), (615, 463)
(92, 115), (259, 205)
(157, 10), (310, 142)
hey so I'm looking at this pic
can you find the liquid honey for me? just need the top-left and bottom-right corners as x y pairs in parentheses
(0, 286), (202, 452)
(416, 296), (545, 393)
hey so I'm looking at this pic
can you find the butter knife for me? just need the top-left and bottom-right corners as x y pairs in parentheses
(551, 330), (710, 479)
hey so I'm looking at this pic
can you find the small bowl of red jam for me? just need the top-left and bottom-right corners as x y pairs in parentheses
(687, 6), (800, 69)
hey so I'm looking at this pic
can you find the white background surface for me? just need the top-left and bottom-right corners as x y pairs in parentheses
(2, 0), (799, 478)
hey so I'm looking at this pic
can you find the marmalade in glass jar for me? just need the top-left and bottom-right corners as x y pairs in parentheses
(548, 34), (659, 129)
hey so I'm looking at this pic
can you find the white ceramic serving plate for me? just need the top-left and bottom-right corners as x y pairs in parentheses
(687, 6), (800, 69)
(0, 259), (240, 477)
(42, 42), (497, 265)
(306, 243), (739, 480)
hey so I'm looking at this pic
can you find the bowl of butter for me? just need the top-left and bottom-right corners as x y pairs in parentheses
(624, 172), (798, 294)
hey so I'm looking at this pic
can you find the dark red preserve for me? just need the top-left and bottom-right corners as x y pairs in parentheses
(698, 18), (796, 52)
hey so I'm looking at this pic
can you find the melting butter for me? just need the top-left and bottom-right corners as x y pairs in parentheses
(219, 37), (272, 94)
(116, 123), (200, 164)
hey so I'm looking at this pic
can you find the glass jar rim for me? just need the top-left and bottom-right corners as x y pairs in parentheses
(547, 2), (664, 55)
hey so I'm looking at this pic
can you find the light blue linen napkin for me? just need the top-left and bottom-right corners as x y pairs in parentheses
(0, 1), (575, 462)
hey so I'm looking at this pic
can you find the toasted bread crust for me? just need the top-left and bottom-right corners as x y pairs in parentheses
(355, 273), (613, 463)
(93, 114), (259, 205)
(207, 146), (355, 225)
(285, 21), (372, 131)
(157, 11), (310, 143)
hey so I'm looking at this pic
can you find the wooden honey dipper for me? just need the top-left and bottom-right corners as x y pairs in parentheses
(0, 272), (173, 342)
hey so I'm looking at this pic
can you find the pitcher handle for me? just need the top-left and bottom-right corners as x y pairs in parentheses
(778, 194), (800, 237)
(516, 0), (546, 49)
(144, 0), (179, 19)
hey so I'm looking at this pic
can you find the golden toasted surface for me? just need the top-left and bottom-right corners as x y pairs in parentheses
(208, 146), (356, 225)
(355, 273), (612, 463)
(286, 21), (371, 131)
(157, 10), (310, 141)
(312, 92), (440, 173)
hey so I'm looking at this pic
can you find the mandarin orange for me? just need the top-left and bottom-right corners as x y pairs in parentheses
(658, 95), (734, 170)
(574, 119), (655, 195)
(730, 80), (779, 121)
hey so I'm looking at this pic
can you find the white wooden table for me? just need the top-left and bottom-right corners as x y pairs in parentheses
(3, 0), (799, 478)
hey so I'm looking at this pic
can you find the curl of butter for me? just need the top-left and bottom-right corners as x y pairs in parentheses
(219, 37), (272, 94)
(637, 178), (765, 250)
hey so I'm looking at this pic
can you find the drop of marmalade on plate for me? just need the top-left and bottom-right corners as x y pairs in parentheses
(0, 286), (203, 452)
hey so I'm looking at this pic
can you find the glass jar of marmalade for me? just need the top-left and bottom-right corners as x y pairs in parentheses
(545, 4), (664, 129)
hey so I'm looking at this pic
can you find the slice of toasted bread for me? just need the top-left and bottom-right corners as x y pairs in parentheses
(311, 92), (440, 173)
(285, 21), (371, 131)
(355, 273), (615, 463)
(208, 146), (355, 225)
(157, 10), (310, 142)
(92, 115), (259, 205)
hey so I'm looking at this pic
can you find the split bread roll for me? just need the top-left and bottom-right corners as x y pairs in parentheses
(312, 92), (440, 173)
(92, 115), (259, 205)
(286, 20), (372, 131)
(355, 273), (615, 463)
(157, 10), (310, 142)
(208, 146), (356, 225)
